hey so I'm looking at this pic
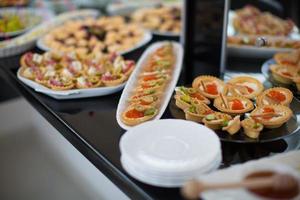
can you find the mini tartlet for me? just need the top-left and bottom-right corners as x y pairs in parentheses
(175, 86), (210, 104)
(129, 95), (159, 107)
(184, 102), (214, 123)
(76, 76), (102, 89)
(274, 50), (300, 68)
(121, 104), (158, 126)
(192, 76), (227, 99)
(101, 72), (126, 87)
(47, 76), (74, 90)
(202, 112), (232, 130)
(270, 64), (296, 84)
(213, 95), (254, 115)
(256, 87), (293, 107)
(250, 105), (292, 129)
(226, 76), (264, 99)
(241, 117), (264, 139)
(222, 115), (241, 135)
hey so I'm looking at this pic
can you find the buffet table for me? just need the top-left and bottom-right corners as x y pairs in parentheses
(1, 41), (300, 200)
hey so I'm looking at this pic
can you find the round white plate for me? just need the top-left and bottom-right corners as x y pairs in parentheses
(17, 69), (126, 99)
(116, 41), (183, 130)
(120, 119), (221, 173)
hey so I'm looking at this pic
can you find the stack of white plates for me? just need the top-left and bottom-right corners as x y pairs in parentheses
(119, 119), (222, 187)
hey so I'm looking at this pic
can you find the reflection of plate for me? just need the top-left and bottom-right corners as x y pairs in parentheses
(0, 8), (54, 37)
(261, 58), (300, 97)
(37, 29), (152, 55)
(227, 11), (300, 58)
(17, 69), (126, 100)
(169, 97), (300, 143)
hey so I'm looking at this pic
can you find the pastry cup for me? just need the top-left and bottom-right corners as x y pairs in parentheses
(270, 64), (296, 85)
(202, 112), (232, 130)
(256, 87), (293, 107)
(226, 76), (264, 99)
(274, 51), (299, 68)
(129, 90), (162, 102)
(123, 61), (135, 78)
(184, 102), (214, 123)
(175, 86), (211, 105)
(121, 105), (158, 126)
(19, 66), (35, 80)
(174, 94), (191, 110)
(76, 76), (102, 89)
(129, 95), (159, 107)
(102, 74), (126, 87)
(222, 115), (241, 135)
(241, 118), (264, 139)
(213, 96), (254, 115)
(192, 75), (227, 99)
(250, 105), (293, 129)
(47, 77), (75, 91)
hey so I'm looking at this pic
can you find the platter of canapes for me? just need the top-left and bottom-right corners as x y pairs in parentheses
(262, 49), (300, 96)
(116, 41), (183, 130)
(170, 75), (300, 143)
(17, 51), (135, 99)
(37, 16), (152, 56)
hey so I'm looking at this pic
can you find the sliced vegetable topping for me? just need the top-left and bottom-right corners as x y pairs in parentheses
(144, 108), (157, 116)
(206, 114), (216, 121)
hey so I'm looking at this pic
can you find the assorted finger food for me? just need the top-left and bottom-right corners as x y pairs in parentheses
(269, 50), (300, 91)
(40, 16), (148, 56)
(120, 43), (176, 127)
(19, 51), (135, 90)
(174, 75), (294, 139)
(131, 6), (181, 35)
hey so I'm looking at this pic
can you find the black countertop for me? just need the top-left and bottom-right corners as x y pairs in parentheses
(1, 42), (300, 200)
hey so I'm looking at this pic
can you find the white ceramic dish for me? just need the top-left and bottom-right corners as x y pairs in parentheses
(17, 69), (126, 99)
(116, 41), (183, 130)
(227, 11), (300, 58)
(37, 26), (152, 55)
(120, 119), (221, 187)
(0, 7), (54, 37)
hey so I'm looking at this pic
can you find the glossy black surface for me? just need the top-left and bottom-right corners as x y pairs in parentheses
(1, 43), (300, 200)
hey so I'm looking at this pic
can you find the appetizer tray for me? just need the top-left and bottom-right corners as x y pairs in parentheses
(116, 41), (183, 130)
(227, 10), (300, 58)
(17, 70), (126, 100)
(261, 59), (300, 97)
(37, 16), (152, 56)
(169, 96), (300, 143)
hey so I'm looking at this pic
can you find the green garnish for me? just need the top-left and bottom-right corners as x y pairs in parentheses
(156, 60), (171, 69)
(146, 90), (155, 95)
(180, 95), (191, 104)
(206, 114), (216, 121)
(144, 108), (157, 116)
(188, 106), (197, 114)
(221, 120), (229, 127)
(253, 123), (261, 129)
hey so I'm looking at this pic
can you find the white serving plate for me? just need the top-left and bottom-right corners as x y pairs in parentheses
(37, 25), (152, 55)
(116, 41), (183, 130)
(17, 69), (126, 99)
(0, 7), (54, 38)
(119, 119), (221, 187)
(0, 9), (100, 58)
(227, 11), (300, 58)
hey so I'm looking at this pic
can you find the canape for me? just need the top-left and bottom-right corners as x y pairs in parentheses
(202, 112), (232, 130)
(129, 95), (159, 107)
(222, 115), (241, 135)
(175, 86), (210, 104)
(256, 87), (293, 107)
(76, 76), (102, 89)
(101, 72), (126, 87)
(226, 76), (264, 99)
(121, 104), (158, 126)
(274, 50), (300, 68)
(47, 76), (74, 90)
(192, 75), (227, 99)
(213, 95), (254, 115)
(270, 64), (296, 84)
(241, 117), (264, 139)
(250, 105), (292, 129)
(184, 102), (214, 123)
